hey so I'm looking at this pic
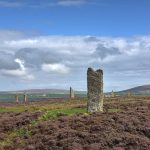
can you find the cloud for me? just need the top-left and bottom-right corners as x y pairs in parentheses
(15, 48), (62, 69)
(93, 44), (122, 60)
(0, 51), (19, 70)
(0, 0), (90, 8)
(0, 0), (23, 7)
(0, 30), (150, 91)
(0, 30), (30, 45)
(42, 63), (70, 74)
(57, 0), (86, 6)
(1, 58), (34, 80)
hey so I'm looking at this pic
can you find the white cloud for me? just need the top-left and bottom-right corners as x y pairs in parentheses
(1, 30), (150, 91)
(42, 63), (70, 74)
(57, 0), (86, 6)
(1, 58), (34, 80)
(0, 30), (27, 43)
(15, 58), (25, 71)
(0, 0), (92, 8)
(0, 1), (23, 7)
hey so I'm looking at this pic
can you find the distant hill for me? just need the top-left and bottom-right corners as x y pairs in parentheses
(1, 84), (150, 96)
(118, 84), (150, 94)
(0, 89), (87, 102)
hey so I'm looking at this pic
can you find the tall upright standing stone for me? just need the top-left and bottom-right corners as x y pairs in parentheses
(127, 92), (131, 97)
(70, 87), (75, 99)
(16, 94), (19, 103)
(111, 90), (115, 97)
(24, 93), (27, 103)
(87, 68), (103, 113)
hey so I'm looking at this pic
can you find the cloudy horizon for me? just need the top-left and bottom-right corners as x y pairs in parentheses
(0, 0), (150, 92)
(0, 30), (150, 92)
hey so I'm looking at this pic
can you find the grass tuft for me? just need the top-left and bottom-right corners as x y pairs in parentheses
(108, 108), (122, 112)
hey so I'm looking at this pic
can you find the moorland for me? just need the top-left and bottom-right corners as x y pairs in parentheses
(0, 96), (150, 150)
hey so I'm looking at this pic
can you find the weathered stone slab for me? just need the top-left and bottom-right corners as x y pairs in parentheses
(70, 87), (75, 99)
(127, 92), (132, 97)
(111, 90), (115, 97)
(87, 68), (103, 112)
(16, 94), (19, 103)
(24, 94), (27, 103)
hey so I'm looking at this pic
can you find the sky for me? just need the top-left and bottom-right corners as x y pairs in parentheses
(0, 0), (150, 92)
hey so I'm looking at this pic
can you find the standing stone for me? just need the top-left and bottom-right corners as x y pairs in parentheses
(24, 93), (27, 103)
(111, 90), (115, 97)
(127, 92), (131, 97)
(16, 94), (19, 103)
(70, 87), (75, 99)
(87, 68), (103, 113)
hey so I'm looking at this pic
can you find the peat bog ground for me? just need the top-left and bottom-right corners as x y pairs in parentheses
(0, 96), (150, 150)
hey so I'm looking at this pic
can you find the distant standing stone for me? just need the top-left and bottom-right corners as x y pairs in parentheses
(16, 94), (19, 103)
(24, 94), (27, 103)
(87, 68), (103, 112)
(127, 92), (131, 97)
(111, 90), (115, 97)
(70, 87), (75, 99)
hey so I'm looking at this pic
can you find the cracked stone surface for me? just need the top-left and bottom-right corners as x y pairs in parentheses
(87, 68), (103, 113)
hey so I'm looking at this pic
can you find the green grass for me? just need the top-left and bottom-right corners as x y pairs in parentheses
(0, 99), (86, 113)
(15, 127), (31, 137)
(0, 106), (30, 112)
(0, 140), (11, 150)
(32, 107), (86, 124)
(108, 108), (122, 112)
(0, 128), (30, 149)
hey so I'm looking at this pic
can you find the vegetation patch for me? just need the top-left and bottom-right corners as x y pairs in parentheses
(108, 108), (122, 112)
(32, 107), (86, 124)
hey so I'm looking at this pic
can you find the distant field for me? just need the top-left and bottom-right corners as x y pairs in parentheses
(0, 93), (87, 102)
